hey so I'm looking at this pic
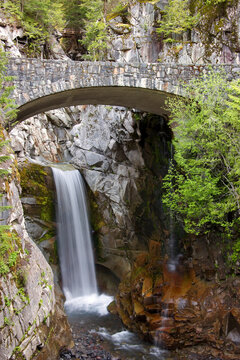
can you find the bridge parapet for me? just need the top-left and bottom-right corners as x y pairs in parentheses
(5, 58), (240, 125)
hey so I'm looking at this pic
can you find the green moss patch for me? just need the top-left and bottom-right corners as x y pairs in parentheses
(88, 190), (106, 261)
(19, 163), (54, 223)
(189, 0), (240, 56)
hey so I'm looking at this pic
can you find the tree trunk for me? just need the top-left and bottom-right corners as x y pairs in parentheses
(20, 0), (24, 12)
(103, 0), (107, 21)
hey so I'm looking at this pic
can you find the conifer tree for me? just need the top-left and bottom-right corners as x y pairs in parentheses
(80, 0), (108, 60)
(1, 0), (65, 54)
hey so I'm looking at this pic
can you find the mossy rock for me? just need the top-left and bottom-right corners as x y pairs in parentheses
(19, 162), (55, 223)
(88, 189), (107, 261)
(189, 0), (240, 55)
(107, 300), (118, 315)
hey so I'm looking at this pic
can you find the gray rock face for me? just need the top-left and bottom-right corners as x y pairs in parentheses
(0, 126), (57, 360)
(68, 106), (144, 241)
(10, 109), (77, 163)
(11, 103), (171, 283)
(0, 13), (22, 57)
(108, 0), (240, 65)
(108, 1), (162, 63)
(10, 105), (148, 279)
(0, 241), (55, 360)
(0, 12), (69, 60)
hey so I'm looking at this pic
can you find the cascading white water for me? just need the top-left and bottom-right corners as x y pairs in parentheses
(52, 167), (97, 300)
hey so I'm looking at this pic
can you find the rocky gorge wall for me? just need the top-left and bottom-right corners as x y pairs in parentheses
(7, 101), (240, 360)
(11, 95), (240, 359)
(1, 1), (240, 359)
(10, 104), (172, 283)
(106, 0), (240, 64)
(1, 0), (240, 65)
(112, 249), (240, 359)
(0, 115), (73, 360)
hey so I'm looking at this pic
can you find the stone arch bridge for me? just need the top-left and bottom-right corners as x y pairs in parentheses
(6, 58), (240, 127)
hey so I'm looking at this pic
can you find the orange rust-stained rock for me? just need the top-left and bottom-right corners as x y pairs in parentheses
(144, 303), (162, 312)
(149, 240), (162, 258)
(142, 276), (153, 297)
(133, 300), (145, 316)
(115, 251), (240, 359)
(135, 252), (149, 267)
(153, 274), (163, 295)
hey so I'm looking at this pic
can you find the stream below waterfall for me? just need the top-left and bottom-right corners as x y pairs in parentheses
(52, 167), (221, 360)
(52, 167), (176, 360)
(64, 295), (176, 360)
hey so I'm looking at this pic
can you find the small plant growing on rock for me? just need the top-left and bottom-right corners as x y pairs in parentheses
(228, 238), (240, 272)
(4, 296), (11, 307)
(0, 48), (17, 123)
(4, 316), (11, 326)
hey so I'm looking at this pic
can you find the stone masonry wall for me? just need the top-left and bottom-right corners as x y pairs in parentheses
(6, 58), (240, 111)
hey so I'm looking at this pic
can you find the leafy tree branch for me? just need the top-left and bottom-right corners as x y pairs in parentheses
(163, 70), (240, 236)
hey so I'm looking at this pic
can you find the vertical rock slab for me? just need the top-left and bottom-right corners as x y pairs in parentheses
(0, 117), (72, 360)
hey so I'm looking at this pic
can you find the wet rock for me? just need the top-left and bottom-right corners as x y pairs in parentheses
(61, 324), (116, 360)
(115, 250), (240, 360)
(0, 121), (60, 359)
(11, 92), (171, 283)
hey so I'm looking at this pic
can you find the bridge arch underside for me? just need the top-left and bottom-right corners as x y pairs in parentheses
(14, 86), (175, 125)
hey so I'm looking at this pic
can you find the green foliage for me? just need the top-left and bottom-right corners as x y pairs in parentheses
(1, 0), (65, 55)
(0, 50), (15, 228)
(227, 79), (240, 112)
(0, 60), (21, 276)
(17, 288), (30, 304)
(0, 260), (10, 275)
(62, 0), (86, 30)
(106, 2), (129, 21)
(0, 232), (12, 255)
(0, 208), (21, 277)
(8, 250), (19, 267)
(157, 0), (199, 42)
(80, 0), (109, 60)
(0, 229), (21, 275)
(0, 48), (17, 121)
(163, 70), (240, 235)
(4, 316), (11, 326)
(205, 0), (227, 3)
(0, 1), (22, 25)
(229, 238), (240, 267)
(20, 163), (54, 223)
(12, 346), (22, 356)
(4, 296), (11, 307)
(157, 0), (233, 56)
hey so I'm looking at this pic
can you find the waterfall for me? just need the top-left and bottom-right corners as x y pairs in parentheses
(167, 143), (178, 272)
(52, 167), (97, 300)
